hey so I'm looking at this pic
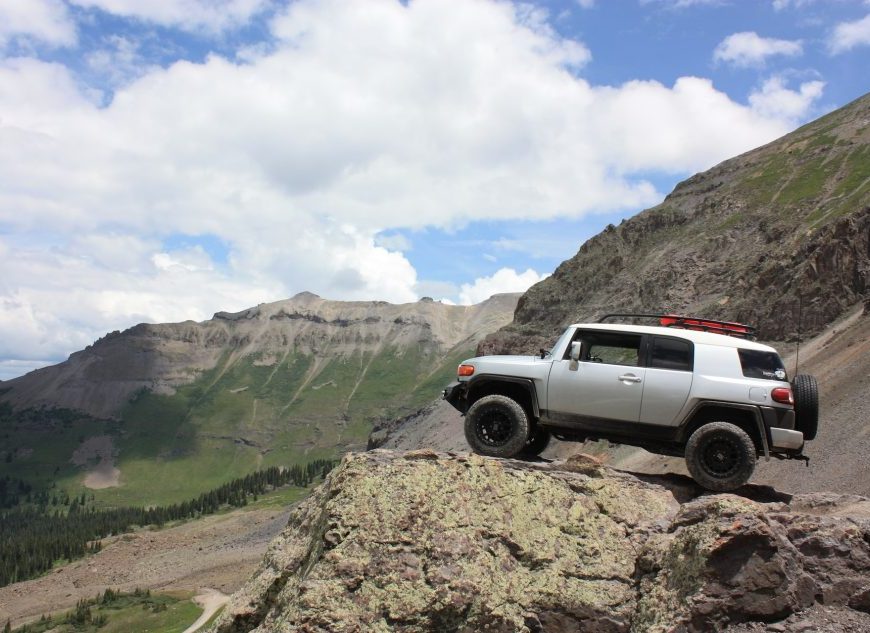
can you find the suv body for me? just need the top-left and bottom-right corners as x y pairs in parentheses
(444, 315), (816, 490)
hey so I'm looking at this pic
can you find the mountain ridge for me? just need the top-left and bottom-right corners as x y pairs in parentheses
(2, 291), (519, 419)
(372, 93), (870, 499)
(0, 292), (519, 505)
(480, 92), (870, 356)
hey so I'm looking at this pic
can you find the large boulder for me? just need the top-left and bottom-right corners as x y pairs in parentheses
(208, 451), (870, 632)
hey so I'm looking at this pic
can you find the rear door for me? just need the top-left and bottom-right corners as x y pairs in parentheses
(639, 336), (694, 426)
(547, 330), (645, 422)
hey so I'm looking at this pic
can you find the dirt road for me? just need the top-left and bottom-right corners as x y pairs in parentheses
(0, 506), (290, 628)
(182, 588), (230, 633)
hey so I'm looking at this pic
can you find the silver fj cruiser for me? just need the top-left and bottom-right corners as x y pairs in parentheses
(444, 314), (818, 491)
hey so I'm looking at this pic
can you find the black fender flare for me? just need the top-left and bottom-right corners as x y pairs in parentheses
(678, 401), (770, 459)
(465, 374), (541, 419)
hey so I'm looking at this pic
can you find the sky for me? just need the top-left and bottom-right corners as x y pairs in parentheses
(0, 0), (868, 380)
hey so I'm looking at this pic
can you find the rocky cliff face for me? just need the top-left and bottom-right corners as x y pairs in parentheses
(208, 451), (870, 633)
(481, 93), (870, 355)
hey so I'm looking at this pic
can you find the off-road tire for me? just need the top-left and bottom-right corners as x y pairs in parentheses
(685, 421), (757, 492)
(521, 427), (551, 458)
(464, 394), (530, 458)
(792, 374), (819, 441)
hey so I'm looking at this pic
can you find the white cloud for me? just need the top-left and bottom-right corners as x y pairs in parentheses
(459, 268), (549, 305)
(641, 0), (723, 8)
(584, 75), (821, 174)
(0, 0), (826, 373)
(0, 233), (278, 364)
(85, 36), (156, 87)
(829, 14), (870, 54)
(374, 233), (413, 252)
(68, 0), (273, 33)
(713, 32), (803, 67)
(575, 0), (595, 8)
(0, 0), (76, 48)
(748, 77), (825, 124)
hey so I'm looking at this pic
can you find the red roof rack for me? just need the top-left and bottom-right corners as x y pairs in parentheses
(597, 313), (756, 339)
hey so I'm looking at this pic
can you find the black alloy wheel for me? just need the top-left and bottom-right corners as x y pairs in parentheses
(699, 435), (741, 478)
(685, 421), (757, 492)
(476, 408), (513, 447)
(464, 394), (531, 458)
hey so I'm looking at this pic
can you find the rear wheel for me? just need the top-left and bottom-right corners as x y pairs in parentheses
(685, 421), (756, 492)
(464, 394), (530, 458)
(792, 374), (819, 441)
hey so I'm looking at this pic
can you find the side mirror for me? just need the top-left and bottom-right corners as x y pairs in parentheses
(570, 341), (582, 361)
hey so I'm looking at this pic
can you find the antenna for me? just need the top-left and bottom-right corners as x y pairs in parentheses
(794, 294), (802, 376)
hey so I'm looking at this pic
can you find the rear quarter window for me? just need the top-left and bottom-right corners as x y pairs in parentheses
(649, 337), (693, 371)
(738, 349), (787, 381)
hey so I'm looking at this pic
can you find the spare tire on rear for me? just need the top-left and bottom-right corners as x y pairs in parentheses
(792, 374), (819, 441)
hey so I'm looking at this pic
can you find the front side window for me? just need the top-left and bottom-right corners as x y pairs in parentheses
(650, 337), (693, 371)
(581, 332), (642, 367)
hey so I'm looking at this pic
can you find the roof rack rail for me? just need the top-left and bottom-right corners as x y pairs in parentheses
(597, 313), (756, 340)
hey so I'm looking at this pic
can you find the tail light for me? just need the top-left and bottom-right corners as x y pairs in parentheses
(458, 364), (475, 377)
(771, 387), (794, 405)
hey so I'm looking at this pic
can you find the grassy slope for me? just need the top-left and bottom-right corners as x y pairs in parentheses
(11, 591), (202, 633)
(0, 341), (474, 507)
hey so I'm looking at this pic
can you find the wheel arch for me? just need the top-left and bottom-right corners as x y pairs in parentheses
(466, 375), (540, 422)
(680, 403), (768, 454)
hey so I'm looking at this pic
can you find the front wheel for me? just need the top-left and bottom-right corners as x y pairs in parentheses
(685, 421), (756, 492)
(464, 394), (530, 458)
(521, 427), (552, 458)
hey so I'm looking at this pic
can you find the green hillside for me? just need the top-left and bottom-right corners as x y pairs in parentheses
(0, 340), (474, 507)
(0, 293), (521, 507)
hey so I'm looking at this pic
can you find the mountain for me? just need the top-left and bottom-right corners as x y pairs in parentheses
(207, 450), (870, 633)
(480, 92), (870, 355)
(372, 94), (870, 497)
(0, 292), (518, 505)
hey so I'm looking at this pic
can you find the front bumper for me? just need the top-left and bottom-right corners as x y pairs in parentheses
(443, 381), (468, 413)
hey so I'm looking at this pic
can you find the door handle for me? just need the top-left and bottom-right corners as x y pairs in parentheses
(618, 374), (642, 383)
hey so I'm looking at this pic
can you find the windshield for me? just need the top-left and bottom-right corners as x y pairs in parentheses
(548, 327), (575, 358)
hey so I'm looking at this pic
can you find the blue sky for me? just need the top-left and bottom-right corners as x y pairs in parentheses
(0, 0), (868, 379)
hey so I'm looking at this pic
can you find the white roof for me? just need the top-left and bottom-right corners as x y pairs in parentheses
(571, 322), (779, 352)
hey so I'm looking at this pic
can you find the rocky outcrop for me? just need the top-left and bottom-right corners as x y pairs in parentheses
(208, 451), (870, 633)
(481, 92), (870, 355)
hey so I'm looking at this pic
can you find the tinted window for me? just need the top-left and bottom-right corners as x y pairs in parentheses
(650, 337), (692, 371)
(582, 332), (642, 367)
(738, 349), (787, 381)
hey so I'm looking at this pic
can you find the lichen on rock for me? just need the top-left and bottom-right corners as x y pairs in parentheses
(208, 451), (870, 633)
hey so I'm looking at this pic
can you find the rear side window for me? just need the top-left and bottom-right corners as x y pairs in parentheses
(738, 349), (787, 381)
(650, 337), (693, 371)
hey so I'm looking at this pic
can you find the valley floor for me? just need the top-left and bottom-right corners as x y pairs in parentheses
(0, 504), (290, 628)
